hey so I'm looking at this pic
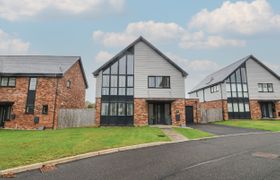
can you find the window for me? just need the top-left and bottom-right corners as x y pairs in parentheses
(258, 83), (273, 92)
(118, 103), (126, 116)
(25, 78), (37, 114)
(210, 85), (219, 93)
(127, 103), (134, 116)
(0, 77), (16, 87)
(101, 103), (109, 116)
(42, 105), (48, 114)
(66, 80), (71, 88)
(101, 102), (133, 117)
(148, 76), (170, 88)
(110, 103), (118, 116)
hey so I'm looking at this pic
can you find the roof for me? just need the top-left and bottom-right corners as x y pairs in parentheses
(0, 55), (88, 88)
(92, 36), (188, 77)
(189, 55), (280, 93)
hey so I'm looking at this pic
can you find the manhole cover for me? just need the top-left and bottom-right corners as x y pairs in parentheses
(252, 152), (279, 159)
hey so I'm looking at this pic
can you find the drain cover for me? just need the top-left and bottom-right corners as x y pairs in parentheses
(252, 152), (279, 159)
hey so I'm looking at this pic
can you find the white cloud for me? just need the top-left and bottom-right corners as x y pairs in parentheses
(0, 0), (125, 21)
(93, 21), (185, 47)
(189, 0), (280, 35)
(93, 20), (244, 49)
(95, 51), (113, 63)
(179, 31), (246, 49)
(166, 52), (221, 95)
(0, 29), (30, 53)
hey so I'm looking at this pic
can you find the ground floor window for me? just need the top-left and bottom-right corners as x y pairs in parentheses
(260, 102), (275, 118)
(227, 98), (251, 119)
(100, 101), (134, 126)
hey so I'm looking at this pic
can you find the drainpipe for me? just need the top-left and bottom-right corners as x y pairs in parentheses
(52, 77), (59, 129)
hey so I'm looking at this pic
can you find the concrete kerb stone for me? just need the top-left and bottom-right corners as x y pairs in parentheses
(1, 130), (280, 176)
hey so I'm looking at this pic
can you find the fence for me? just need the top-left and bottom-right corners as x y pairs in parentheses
(201, 108), (223, 123)
(58, 109), (95, 129)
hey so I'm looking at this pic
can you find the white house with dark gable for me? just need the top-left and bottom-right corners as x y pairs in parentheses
(189, 55), (280, 121)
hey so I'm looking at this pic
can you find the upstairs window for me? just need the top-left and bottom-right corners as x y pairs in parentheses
(0, 77), (16, 87)
(66, 80), (72, 89)
(210, 85), (219, 93)
(148, 76), (170, 88)
(258, 83), (273, 92)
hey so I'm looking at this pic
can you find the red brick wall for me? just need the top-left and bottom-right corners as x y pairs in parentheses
(134, 98), (148, 126)
(185, 99), (201, 123)
(2, 61), (86, 129)
(249, 100), (262, 119)
(95, 98), (101, 126)
(4, 77), (58, 129)
(199, 100), (228, 120)
(276, 101), (280, 119)
(171, 99), (185, 126)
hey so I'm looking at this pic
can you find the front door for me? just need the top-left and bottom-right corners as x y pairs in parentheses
(260, 102), (275, 118)
(185, 106), (194, 124)
(0, 105), (11, 128)
(148, 103), (171, 125)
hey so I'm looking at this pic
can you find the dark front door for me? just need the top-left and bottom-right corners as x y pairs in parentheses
(148, 103), (171, 125)
(260, 102), (275, 118)
(0, 105), (11, 128)
(185, 106), (194, 124)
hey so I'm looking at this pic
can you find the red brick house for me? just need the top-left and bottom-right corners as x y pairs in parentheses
(0, 56), (88, 129)
(93, 37), (200, 126)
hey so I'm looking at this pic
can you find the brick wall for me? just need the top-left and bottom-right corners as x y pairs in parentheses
(199, 100), (228, 121)
(134, 98), (148, 126)
(276, 101), (280, 119)
(4, 77), (57, 129)
(185, 99), (201, 123)
(249, 100), (262, 119)
(2, 61), (86, 129)
(171, 99), (185, 126)
(95, 98), (101, 126)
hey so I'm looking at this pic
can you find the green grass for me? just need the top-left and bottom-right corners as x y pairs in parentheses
(173, 128), (213, 139)
(0, 127), (169, 170)
(214, 120), (280, 132)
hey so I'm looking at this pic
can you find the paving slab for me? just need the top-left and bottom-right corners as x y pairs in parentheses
(160, 127), (188, 141)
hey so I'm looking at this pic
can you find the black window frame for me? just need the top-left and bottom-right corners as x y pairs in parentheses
(148, 76), (170, 89)
(210, 85), (219, 93)
(42, 105), (48, 115)
(258, 83), (274, 93)
(25, 77), (37, 114)
(226, 64), (251, 119)
(0, 77), (16, 87)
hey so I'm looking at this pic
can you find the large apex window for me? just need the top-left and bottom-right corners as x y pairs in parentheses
(258, 83), (273, 93)
(101, 53), (134, 96)
(148, 76), (170, 88)
(226, 64), (250, 119)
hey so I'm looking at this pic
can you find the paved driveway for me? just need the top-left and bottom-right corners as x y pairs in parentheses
(7, 132), (280, 180)
(188, 124), (267, 135)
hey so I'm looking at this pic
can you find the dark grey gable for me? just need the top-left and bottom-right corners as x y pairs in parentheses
(92, 36), (188, 77)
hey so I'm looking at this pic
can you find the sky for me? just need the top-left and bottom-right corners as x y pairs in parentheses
(0, 0), (280, 102)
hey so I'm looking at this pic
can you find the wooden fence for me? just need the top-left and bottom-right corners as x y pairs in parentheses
(58, 109), (96, 129)
(201, 108), (223, 123)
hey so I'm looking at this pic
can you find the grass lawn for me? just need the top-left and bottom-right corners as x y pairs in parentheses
(173, 128), (213, 139)
(0, 127), (169, 170)
(215, 120), (280, 132)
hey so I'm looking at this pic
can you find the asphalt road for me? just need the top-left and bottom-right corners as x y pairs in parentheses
(9, 131), (280, 180)
(188, 124), (267, 135)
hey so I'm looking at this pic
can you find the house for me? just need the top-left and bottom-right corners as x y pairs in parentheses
(93, 36), (200, 126)
(189, 55), (280, 122)
(0, 56), (88, 129)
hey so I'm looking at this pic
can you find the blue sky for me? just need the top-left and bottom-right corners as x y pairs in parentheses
(0, 0), (280, 102)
